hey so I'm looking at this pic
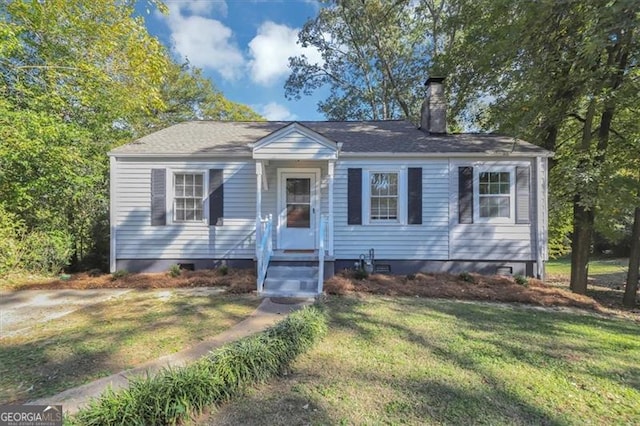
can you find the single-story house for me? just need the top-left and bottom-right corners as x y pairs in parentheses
(109, 78), (552, 297)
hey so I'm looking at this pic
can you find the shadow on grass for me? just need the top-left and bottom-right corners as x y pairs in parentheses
(0, 293), (259, 404)
(207, 388), (335, 426)
(322, 296), (640, 421)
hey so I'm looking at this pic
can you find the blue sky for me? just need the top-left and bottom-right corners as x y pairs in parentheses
(139, 0), (327, 120)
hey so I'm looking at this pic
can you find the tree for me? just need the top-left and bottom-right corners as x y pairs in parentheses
(285, 0), (454, 122)
(0, 0), (261, 273)
(440, 0), (639, 294)
(132, 62), (262, 136)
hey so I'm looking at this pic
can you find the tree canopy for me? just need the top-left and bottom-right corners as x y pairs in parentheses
(0, 0), (261, 274)
(287, 0), (640, 303)
(285, 0), (453, 121)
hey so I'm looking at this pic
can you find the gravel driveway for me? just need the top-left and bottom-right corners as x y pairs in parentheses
(0, 289), (131, 338)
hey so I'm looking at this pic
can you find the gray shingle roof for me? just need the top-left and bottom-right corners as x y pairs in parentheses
(109, 120), (552, 157)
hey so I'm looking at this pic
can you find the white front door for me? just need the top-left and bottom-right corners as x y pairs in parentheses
(278, 170), (318, 249)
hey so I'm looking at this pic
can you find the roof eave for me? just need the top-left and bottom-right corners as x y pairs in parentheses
(108, 151), (252, 158)
(340, 151), (554, 158)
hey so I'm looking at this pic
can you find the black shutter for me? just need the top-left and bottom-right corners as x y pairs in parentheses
(458, 166), (473, 224)
(209, 169), (224, 226)
(347, 168), (362, 225)
(150, 169), (166, 226)
(515, 166), (531, 224)
(408, 167), (422, 224)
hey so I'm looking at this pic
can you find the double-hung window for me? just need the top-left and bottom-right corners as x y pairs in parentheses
(475, 168), (514, 222)
(173, 172), (204, 222)
(369, 171), (399, 222)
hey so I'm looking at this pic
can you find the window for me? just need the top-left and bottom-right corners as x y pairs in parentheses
(173, 172), (204, 222)
(370, 172), (398, 221)
(478, 170), (512, 219)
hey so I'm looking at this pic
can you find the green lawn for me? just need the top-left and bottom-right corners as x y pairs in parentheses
(546, 257), (628, 276)
(206, 296), (640, 425)
(0, 291), (261, 404)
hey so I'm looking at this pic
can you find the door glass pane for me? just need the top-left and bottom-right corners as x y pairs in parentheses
(287, 205), (310, 228)
(286, 177), (311, 228)
(287, 178), (310, 203)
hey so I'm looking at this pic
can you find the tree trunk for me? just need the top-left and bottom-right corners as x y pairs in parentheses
(570, 200), (593, 294)
(624, 203), (640, 308)
(569, 98), (596, 295)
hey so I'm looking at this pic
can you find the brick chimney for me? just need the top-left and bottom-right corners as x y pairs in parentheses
(420, 77), (446, 134)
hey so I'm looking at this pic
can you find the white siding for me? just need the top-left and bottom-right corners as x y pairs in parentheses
(114, 155), (540, 264)
(449, 159), (534, 261)
(115, 158), (256, 259)
(254, 131), (336, 160)
(334, 159), (450, 260)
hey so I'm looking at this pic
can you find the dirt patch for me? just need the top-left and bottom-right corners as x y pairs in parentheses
(325, 270), (612, 313)
(8, 268), (256, 293)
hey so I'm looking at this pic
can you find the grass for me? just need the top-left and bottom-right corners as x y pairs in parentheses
(73, 306), (327, 426)
(0, 290), (261, 404)
(545, 257), (632, 310)
(206, 296), (640, 425)
(546, 257), (628, 276)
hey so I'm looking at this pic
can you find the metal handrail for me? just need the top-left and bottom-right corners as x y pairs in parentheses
(256, 214), (273, 293)
(318, 215), (328, 293)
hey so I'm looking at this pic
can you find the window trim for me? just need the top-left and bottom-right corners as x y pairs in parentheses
(168, 169), (208, 225)
(473, 166), (515, 224)
(362, 168), (407, 225)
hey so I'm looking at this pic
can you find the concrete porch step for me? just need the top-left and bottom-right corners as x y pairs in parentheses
(261, 289), (320, 298)
(262, 265), (321, 297)
(264, 278), (318, 292)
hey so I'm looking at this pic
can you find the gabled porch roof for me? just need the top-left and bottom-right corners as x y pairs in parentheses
(252, 122), (339, 160)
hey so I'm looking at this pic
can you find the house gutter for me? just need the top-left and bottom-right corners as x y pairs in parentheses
(339, 151), (554, 158)
(108, 151), (554, 159)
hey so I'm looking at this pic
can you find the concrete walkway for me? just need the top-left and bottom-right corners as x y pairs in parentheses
(29, 297), (312, 414)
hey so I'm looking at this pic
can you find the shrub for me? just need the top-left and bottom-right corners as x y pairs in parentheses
(514, 275), (529, 287)
(458, 272), (475, 283)
(73, 305), (328, 425)
(168, 264), (181, 278)
(406, 273), (416, 281)
(111, 269), (129, 281)
(353, 268), (368, 280)
(218, 265), (229, 276)
(22, 229), (73, 274)
(0, 205), (73, 276)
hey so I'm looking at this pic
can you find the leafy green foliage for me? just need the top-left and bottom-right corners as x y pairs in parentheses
(438, 0), (639, 292)
(286, 0), (449, 121)
(0, 203), (72, 275)
(0, 1), (261, 275)
(514, 275), (528, 287)
(218, 265), (229, 276)
(72, 306), (327, 425)
(168, 264), (182, 278)
(353, 268), (368, 280)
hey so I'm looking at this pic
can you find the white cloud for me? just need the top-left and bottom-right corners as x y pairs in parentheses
(164, 4), (242, 80)
(257, 102), (297, 121)
(167, 0), (227, 16)
(248, 21), (323, 86)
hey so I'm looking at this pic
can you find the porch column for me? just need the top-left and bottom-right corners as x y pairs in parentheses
(255, 161), (262, 257)
(328, 160), (335, 255)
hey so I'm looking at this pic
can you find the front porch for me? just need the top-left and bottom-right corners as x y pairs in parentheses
(251, 123), (340, 296)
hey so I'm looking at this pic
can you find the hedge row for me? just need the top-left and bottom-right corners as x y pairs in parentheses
(72, 305), (327, 425)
